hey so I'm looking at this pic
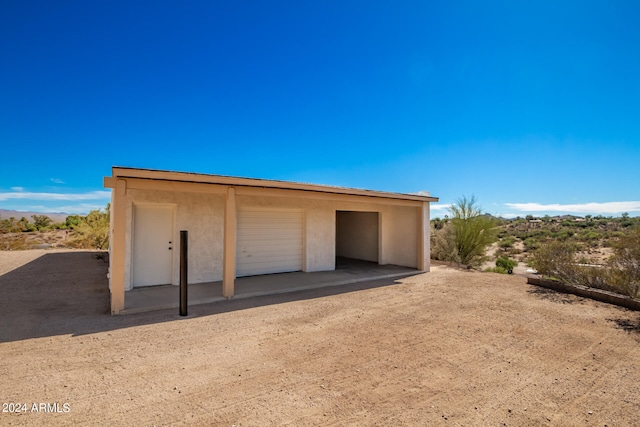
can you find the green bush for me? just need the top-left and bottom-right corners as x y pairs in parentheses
(496, 257), (517, 272)
(70, 205), (110, 249)
(498, 237), (515, 249)
(32, 214), (52, 231)
(523, 237), (540, 252)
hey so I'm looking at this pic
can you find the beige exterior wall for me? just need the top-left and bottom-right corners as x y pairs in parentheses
(236, 194), (420, 268)
(106, 168), (436, 313)
(117, 191), (424, 291)
(380, 205), (419, 267)
(122, 189), (225, 290)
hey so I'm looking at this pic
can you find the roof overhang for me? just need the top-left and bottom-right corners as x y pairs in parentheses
(104, 166), (439, 203)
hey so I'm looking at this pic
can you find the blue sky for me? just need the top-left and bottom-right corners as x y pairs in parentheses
(1, 1), (639, 218)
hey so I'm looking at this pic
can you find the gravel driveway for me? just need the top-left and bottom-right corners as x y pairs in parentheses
(1, 250), (640, 425)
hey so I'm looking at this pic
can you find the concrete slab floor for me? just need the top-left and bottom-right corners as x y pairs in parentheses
(122, 258), (419, 314)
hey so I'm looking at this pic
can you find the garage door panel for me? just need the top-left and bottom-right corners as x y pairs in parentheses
(236, 209), (303, 277)
(238, 251), (302, 261)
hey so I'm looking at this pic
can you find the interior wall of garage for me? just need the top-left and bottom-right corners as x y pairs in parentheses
(124, 189), (225, 290)
(335, 211), (379, 262)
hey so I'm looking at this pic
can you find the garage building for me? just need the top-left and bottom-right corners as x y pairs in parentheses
(104, 167), (438, 314)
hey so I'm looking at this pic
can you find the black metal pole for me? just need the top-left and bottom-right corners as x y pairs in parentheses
(179, 230), (188, 316)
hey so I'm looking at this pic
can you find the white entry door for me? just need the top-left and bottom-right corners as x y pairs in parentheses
(133, 204), (174, 287)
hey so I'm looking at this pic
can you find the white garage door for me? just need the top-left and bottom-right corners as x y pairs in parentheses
(236, 209), (303, 277)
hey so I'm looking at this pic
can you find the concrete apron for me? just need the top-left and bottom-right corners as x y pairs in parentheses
(122, 260), (419, 314)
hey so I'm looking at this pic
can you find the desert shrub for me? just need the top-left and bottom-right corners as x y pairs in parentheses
(430, 222), (457, 262)
(431, 217), (448, 230)
(70, 205), (110, 249)
(529, 241), (577, 281)
(507, 247), (522, 256)
(523, 237), (541, 252)
(530, 240), (627, 296)
(578, 229), (602, 241)
(497, 229), (509, 239)
(606, 227), (640, 298)
(498, 237), (515, 250)
(551, 229), (573, 240)
(496, 256), (517, 272)
(0, 218), (21, 233)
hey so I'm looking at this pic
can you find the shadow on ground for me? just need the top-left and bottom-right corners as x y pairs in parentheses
(0, 251), (411, 343)
(526, 287), (586, 305)
(608, 317), (640, 334)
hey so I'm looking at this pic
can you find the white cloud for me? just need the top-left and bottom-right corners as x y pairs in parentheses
(413, 190), (431, 197)
(505, 201), (640, 215)
(497, 213), (520, 219)
(431, 203), (452, 211)
(0, 190), (111, 202)
(10, 187), (24, 192)
(50, 178), (65, 184)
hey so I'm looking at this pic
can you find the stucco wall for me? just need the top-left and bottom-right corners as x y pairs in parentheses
(336, 211), (379, 262)
(380, 205), (419, 267)
(124, 189), (225, 290)
(237, 196), (421, 269)
(121, 190), (423, 290)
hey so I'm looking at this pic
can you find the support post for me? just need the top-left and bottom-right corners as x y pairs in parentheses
(180, 230), (188, 316)
(111, 179), (127, 314)
(223, 187), (236, 298)
(417, 202), (431, 272)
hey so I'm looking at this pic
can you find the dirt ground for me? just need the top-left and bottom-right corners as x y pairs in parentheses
(1, 250), (640, 426)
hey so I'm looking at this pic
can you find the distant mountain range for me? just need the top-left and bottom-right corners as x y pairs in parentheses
(0, 209), (69, 223)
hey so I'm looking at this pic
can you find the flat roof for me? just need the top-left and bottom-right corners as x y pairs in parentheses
(108, 166), (439, 203)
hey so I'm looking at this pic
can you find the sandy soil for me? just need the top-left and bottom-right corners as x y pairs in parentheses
(1, 250), (640, 426)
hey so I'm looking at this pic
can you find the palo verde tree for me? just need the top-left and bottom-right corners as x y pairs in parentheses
(448, 195), (499, 267)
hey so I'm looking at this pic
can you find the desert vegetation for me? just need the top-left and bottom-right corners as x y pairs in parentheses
(0, 205), (110, 250)
(432, 205), (640, 298)
(430, 196), (499, 268)
(530, 229), (640, 299)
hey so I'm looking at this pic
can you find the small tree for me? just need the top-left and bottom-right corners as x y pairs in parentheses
(18, 217), (36, 232)
(448, 196), (498, 267)
(72, 204), (110, 249)
(64, 215), (83, 229)
(32, 214), (52, 231)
